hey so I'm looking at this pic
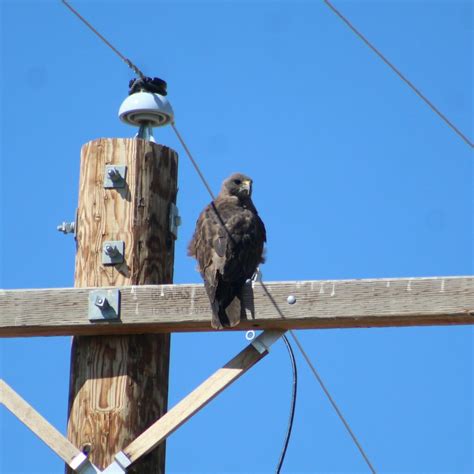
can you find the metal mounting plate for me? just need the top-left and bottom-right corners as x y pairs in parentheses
(104, 165), (127, 189)
(88, 289), (121, 321)
(169, 202), (181, 240)
(102, 240), (125, 265)
(251, 329), (286, 354)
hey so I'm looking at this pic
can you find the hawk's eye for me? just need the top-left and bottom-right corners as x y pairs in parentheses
(233, 179), (242, 185)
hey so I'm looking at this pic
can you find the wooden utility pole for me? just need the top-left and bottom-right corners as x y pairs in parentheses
(66, 138), (178, 473)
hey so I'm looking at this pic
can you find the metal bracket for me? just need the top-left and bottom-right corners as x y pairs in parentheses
(70, 453), (101, 473)
(169, 202), (181, 240)
(104, 165), (127, 189)
(88, 289), (121, 321)
(102, 241), (125, 265)
(57, 221), (75, 235)
(251, 329), (286, 354)
(102, 451), (132, 473)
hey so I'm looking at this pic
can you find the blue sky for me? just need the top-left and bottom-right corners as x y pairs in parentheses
(0, 1), (472, 473)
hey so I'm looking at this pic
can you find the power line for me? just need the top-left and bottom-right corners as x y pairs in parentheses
(171, 123), (216, 200)
(61, 0), (145, 79)
(62, 0), (471, 149)
(288, 329), (377, 473)
(276, 334), (298, 474)
(60, 0), (222, 197)
(258, 281), (377, 473)
(323, 0), (473, 149)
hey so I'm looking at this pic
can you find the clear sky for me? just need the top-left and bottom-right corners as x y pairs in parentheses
(0, 1), (472, 473)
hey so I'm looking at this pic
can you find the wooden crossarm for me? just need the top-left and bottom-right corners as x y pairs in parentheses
(0, 277), (473, 337)
(0, 379), (99, 473)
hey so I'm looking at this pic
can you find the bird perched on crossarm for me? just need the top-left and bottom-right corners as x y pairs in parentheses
(188, 173), (266, 329)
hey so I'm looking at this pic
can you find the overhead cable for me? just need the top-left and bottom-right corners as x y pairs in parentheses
(61, 0), (146, 79)
(258, 281), (377, 473)
(62, 0), (471, 148)
(171, 123), (217, 200)
(276, 334), (298, 474)
(323, 0), (473, 148)
(289, 329), (376, 473)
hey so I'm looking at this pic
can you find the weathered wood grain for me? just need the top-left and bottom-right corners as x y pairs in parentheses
(0, 276), (473, 337)
(73, 139), (177, 287)
(66, 138), (178, 473)
(0, 379), (82, 466)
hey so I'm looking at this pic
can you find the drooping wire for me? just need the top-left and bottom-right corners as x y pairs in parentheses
(258, 282), (377, 473)
(61, 0), (145, 80)
(322, 0), (473, 149)
(276, 334), (298, 474)
(288, 329), (377, 474)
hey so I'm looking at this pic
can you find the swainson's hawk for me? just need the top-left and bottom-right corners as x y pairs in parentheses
(188, 173), (266, 329)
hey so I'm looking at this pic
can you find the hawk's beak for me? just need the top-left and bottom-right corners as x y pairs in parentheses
(242, 180), (252, 195)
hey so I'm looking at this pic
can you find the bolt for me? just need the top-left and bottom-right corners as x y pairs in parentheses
(105, 244), (119, 257)
(57, 221), (75, 234)
(107, 167), (122, 182)
(287, 295), (296, 305)
(94, 295), (109, 309)
(82, 443), (92, 456)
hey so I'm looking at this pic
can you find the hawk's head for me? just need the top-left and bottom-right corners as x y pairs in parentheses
(222, 173), (253, 199)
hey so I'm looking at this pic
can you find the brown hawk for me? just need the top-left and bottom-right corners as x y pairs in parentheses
(188, 173), (266, 329)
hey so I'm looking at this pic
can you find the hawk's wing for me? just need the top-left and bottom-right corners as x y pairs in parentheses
(188, 201), (228, 308)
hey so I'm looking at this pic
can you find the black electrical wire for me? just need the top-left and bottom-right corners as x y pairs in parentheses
(276, 334), (298, 474)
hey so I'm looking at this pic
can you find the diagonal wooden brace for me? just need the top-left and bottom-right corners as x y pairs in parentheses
(0, 379), (100, 473)
(0, 330), (285, 473)
(105, 329), (286, 470)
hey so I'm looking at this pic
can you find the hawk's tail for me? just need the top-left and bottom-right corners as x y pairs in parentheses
(211, 299), (241, 330)
(205, 280), (242, 330)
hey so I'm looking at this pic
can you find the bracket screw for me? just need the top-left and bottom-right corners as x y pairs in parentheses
(94, 296), (110, 310)
(105, 244), (119, 257)
(57, 221), (75, 234)
(287, 295), (296, 305)
(107, 167), (122, 182)
(81, 443), (92, 455)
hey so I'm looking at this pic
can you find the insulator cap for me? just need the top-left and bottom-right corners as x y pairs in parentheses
(118, 91), (174, 127)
